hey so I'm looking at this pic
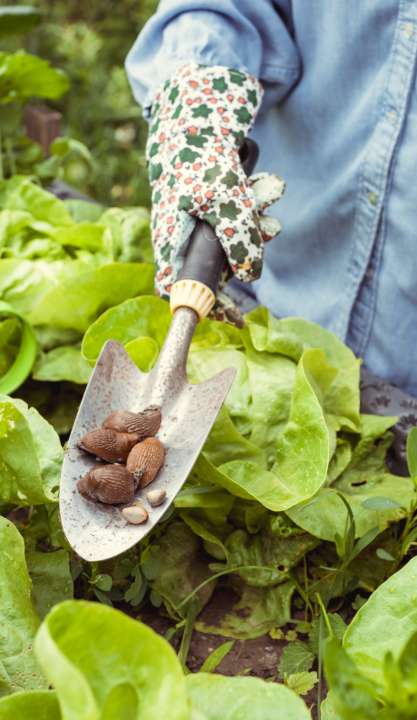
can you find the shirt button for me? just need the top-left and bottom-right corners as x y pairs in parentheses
(402, 22), (414, 39)
(367, 191), (378, 207)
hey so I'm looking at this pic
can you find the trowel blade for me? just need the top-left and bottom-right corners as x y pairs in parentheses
(60, 340), (235, 561)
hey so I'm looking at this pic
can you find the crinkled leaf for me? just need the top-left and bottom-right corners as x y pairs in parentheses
(244, 345), (295, 452)
(278, 641), (315, 677)
(0, 395), (62, 504)
(33, 345), (91, 384)
(220, 522), (317, 587)
(82, 295), (169, 362)
(269, 349), (331, 508)
(246, 312), (361, 432)
(196, 581), (295, 640)
(309, 613), (347, 656)
(26, 548), (73, 619)
(288, 418), (414, 542)
(100, 206), (153, 264)
(189, 346), (251, 433)
(285, 671), (318, 696)
(201, 408), (265, 470)
(0, 518), (44, 695)
(179, 510), (229, 562)
(0, 177), (72, 226)
(31, 263), (154, 332)
(0, 259), (88, 317)
(141, 521), (214, 618)
(210, 349), (330, 511)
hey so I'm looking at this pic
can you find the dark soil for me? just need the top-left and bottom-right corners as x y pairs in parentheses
(138, 587), (321, 718)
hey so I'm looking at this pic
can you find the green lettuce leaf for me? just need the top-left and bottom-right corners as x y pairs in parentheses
(0, 177), (72, 225)
(343, 556), (417, 686)
(244, 344), (295, 451)
(189, 345), (251, 433)
(33, 346), (92, 384)
(0, 396), (62, 504)
(0, 691), (60, 719)
(246, 311), (361, 432)
(202, 349), (331, 512)
(82, 295), (170, 363)
(0, 317), (20, 376)
(0, 51), (69, 103)
(186, 673), (311, 719)
(200, 409), (265, 469)
(323, 639), (380, 720)
(196, 581), (295, 640)
(64, 199), (104, 223)
(100, 206), (153, 264)
(30, 263), (154, 332)
(26, 549), (73, 619)
(0, 517), (44, 695)
(0, 301), (37, 394)
(141, 521), (214, 618)
(287, 416), (415, 542)
(0, 179), (154, 346)
(179, 509), (229, 562)
(1, 599), (311, 720)
(34, 600), (189, 720)
(218, 519), (317, 588)
(124, 336), (159, 372)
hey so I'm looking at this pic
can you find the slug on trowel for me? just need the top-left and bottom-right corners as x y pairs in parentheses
(77, 405), (166, 521)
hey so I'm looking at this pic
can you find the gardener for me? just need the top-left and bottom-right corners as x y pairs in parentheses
(125, 1), (417, 397)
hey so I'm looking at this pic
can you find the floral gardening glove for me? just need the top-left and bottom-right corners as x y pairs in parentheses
(147, 63), (285, 299)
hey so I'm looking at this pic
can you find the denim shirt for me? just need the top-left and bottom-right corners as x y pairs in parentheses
(126, 1), (417, 395)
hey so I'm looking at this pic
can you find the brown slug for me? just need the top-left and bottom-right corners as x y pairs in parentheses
(103, 406), (161, 440)
(126, 437), (165, 488)
(77, 464), (138, 505)
(78, 427), (138, 463)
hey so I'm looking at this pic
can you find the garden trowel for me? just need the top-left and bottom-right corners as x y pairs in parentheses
(60, 140), (259, 561)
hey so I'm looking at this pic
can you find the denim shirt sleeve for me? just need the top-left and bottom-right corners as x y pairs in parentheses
(125, 0), (301, 115)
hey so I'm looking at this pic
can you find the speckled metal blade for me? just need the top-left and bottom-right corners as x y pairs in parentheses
(60, 317), (235, 561)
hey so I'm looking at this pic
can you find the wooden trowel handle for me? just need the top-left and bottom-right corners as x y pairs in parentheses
(170, 138), (259, 320)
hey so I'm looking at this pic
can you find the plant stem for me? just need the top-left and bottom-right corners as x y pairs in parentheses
(316, 593), (332, 635)
(316, 613), (323, 720)
(178, 604), (197, 672)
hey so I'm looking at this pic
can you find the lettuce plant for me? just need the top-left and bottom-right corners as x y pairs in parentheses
(0, 596), (312, 719)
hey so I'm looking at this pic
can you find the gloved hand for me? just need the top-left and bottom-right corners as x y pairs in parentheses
(146, 63), (284, 299)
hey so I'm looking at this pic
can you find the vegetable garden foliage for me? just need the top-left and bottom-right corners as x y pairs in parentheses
(0, 7), (97, 187)
(1, 179), (417, 715)
(20, 0), (158, 205)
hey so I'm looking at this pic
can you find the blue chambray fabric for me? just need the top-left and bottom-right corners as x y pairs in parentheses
(126, 1), (417, 395)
